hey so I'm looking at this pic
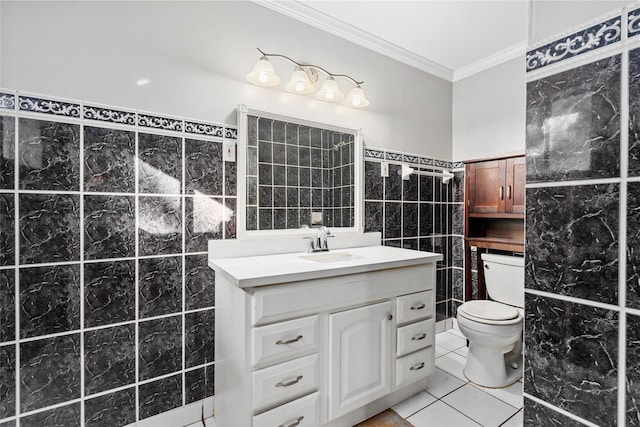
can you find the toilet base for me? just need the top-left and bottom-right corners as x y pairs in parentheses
(463, 341), (522, 388)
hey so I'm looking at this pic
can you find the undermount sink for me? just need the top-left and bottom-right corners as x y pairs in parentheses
(300, 252), (358, 263)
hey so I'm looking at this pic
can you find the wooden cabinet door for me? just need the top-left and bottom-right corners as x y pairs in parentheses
(467, 160), (506, 214)
(505, 156), (525, 214)
(329, 301), (392, 420)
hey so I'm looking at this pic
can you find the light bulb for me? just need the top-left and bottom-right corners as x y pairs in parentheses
(284, 67), (315, 94)
(315, 76), (344, 102)
(343, 84), (370, 108)
(247, 56), (281, 87)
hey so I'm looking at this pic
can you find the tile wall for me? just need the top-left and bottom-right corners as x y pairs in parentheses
(0, 91), (236, 426)
(245, 115), (355, 230)
(524, 8), (640, 426)
(362, 148), (465, 322)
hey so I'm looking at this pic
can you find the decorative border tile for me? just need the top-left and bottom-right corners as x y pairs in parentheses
(385, 152), (403, 162)
(0, 92), (15, 110)
(84, 105), (136, 125)
(363, 148), (385, 160)
(138, 114), (183, 132)
(403, 155), (419, 164)
(433, 159), (449, 169)
(418, 157), (434, 167)
(18, 95), (81, 118)
(184, 121), (224, 137)
(363, 147), (459, 171)
(224, 127), (237, 140)
(629, 8), (640, 38)
(526, 16), (621, 72)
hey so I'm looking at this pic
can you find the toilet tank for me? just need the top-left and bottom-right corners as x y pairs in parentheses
(481, 253), (524, 308)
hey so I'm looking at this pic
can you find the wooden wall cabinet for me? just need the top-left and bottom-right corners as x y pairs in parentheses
(467, 156), (525, 215)
(464, 155), (525, 301)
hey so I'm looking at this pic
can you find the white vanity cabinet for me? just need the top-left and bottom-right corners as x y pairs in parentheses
(210, 243), (441, 427)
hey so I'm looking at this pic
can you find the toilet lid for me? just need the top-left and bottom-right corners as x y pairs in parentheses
(458, 300), (519, 321)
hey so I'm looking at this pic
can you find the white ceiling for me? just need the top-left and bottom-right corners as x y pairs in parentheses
(257, 0), (529, 82)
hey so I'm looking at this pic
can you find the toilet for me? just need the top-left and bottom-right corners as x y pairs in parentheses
(456, 253), (524, 388)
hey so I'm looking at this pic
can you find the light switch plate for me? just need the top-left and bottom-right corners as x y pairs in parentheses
(223, 140), (236, 162)
(381, 162), (389, 177)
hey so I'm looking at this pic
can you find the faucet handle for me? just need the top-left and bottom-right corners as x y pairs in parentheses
(303, 235), (318, 252)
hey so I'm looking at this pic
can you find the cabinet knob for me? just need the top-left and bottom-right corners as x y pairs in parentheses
(410, 303), (426, 311)
(387, 313), (393, 321)
(499, 185), (504, 200)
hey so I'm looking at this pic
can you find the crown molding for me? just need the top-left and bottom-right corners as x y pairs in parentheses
(453, 41), (527, 82)
(254, 0), (455, 81)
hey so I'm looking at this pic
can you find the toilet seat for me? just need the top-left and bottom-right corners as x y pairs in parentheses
(458, 300), (522, 326)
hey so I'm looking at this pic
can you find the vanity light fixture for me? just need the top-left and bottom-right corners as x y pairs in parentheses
(246, 48), (369, 108)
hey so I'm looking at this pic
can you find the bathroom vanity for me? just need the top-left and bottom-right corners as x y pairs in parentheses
(209, 236), (441, 427)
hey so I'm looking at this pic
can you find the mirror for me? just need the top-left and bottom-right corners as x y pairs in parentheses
(236, 105), (362, 235)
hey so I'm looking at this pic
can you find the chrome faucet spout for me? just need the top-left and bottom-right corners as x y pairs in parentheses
(305, 226), (333, 252)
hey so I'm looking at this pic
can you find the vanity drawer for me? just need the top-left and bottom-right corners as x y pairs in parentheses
(396, 290), (434, 325)
(395, 346), (435, 388)
(252, 315), (319, 368)
(396, 318), (435, 357)
(252, 265), (433, 325)
(252, 354), (319, 412)
(253, 391), (320, 427)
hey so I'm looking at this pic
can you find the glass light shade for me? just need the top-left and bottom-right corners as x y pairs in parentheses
(315, 77), (344, 102)
(343, 84), (370, 108)
(284, 67), (315, 94)
(247, 57), (280, 87)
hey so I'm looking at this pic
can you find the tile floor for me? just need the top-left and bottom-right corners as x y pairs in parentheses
(392, 325), (523, 427)
(188, 325), (523, 427)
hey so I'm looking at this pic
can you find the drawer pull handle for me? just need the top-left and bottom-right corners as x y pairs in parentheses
(276, 335), (303, 345)
(276, 375), (303, 388)
(410, 362), (425, 371)
(410, 303), (426, 310)
(279, 416), (304, 427)
(411, 333), (427, 341)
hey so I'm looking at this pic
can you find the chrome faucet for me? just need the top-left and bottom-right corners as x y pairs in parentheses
(305, 226), (332, 252)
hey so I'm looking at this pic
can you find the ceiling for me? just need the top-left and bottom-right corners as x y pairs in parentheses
(257, 0), (530, 82)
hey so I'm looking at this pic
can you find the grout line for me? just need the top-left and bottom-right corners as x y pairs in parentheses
(182, 134), (187, 407)
(618, 9), (630, 426)
(13, 113), (20, 427)
(134, 129), (141, 424)
(524, 393), (599, 427)
(79, 117), (86, 426)
(524, 288), (621, 312)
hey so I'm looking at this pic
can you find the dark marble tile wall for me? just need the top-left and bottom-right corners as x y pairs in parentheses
(363, 159), (464, 321)
(524, 294), (618, 426)
(525, 44), (634, 426)
(0, 101), (234, 425)
(246, 116), (355, 230)
(526, 55), (621, 183)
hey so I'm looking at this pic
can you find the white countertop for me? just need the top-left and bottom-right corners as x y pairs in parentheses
(209, 245), (443, 288)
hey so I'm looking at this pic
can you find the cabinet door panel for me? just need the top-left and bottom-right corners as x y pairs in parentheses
(329, 301), (392, 420)
(506, 157), (525, 214)
(468, 160), (506, 213)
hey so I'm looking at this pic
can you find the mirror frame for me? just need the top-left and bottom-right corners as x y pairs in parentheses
(236, 104), (364, 238)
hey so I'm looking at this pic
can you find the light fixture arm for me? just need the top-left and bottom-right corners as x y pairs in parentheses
(256, 47), (364, 85)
